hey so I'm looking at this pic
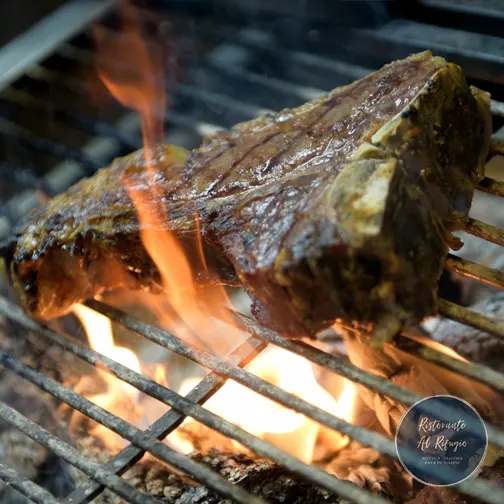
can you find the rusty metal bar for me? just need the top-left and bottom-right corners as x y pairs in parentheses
(398, 330), (504, 397)
(0, 401), (160, 504)
(64, 335), (268, 504)
(444, 253), (504, 289)
(85, 298), (504, 463)
(91, 297), (504, 447)
(0, 462), (59, 504)
(439, 299), (504, 341)
(0, 351), (267, 504)
(0, 295), (391, 504)
(2, 297), (503, 504)
(229, 309), (504, 445)
(464, 217), (504, 247)
(477, 176), (504, 198)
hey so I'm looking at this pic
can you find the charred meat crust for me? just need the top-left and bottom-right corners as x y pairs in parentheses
(2, 51), (492, 337)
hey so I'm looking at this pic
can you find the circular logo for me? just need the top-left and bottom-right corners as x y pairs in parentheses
(395, 395), (488, 486)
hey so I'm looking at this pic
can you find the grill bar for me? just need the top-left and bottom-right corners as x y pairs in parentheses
(0, 117), (101, 175)
(465, 218), (504, 247)
(2, 295), (503, 504)
(64, 335), (268, 504)
(402, 321), (504, 395)
(0, 296), (393, 504)
(478, 177), (504, 197)
(0, 351), (267, 504)
(3, 298), (504, 504)
(0, 88), (142, 151)
(444, 253), (504, 289)
(439, 299), (504, 341)
(229, 309), (504, 447)
(22, 63), (223, 138)
(0, 463), (59, 504)
(55, 41), (271, 123)
(0, 0), (114, 92)
(2, 4), (504, 504)
(0, 401), (161, 504)
(88, 297), (504, 441)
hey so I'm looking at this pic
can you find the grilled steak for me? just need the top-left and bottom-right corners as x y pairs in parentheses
(1, 52), (491, 337)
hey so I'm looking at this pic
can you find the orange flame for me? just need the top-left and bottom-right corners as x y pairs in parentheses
(72, 304), (142, 447)
(95, 1), (165, 150)
(95, 0), (244, 354)
(406, 332), (468, 362)
(171, 347), (356, 462)
(91, 2), (358, 460)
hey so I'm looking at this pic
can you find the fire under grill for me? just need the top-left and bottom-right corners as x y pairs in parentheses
(3, 1), (504, 503)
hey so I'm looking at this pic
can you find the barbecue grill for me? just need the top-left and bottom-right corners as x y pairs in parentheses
(2, 0), (504, 503)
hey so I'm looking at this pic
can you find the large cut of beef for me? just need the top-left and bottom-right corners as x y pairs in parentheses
(1, 51), (492, 337)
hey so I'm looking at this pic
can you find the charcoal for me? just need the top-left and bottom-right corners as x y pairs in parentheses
(86, 449), (349, 504)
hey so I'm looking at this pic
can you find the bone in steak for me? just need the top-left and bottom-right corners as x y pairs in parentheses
(1, 51), (491, 337)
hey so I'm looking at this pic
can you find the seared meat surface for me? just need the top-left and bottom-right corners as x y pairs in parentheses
(2, 52), (491, 336)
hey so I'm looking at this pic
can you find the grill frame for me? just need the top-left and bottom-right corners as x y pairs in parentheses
(2, 1), (504, 503)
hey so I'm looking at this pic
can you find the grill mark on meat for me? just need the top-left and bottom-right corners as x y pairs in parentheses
(258, 98), (342, 178)
(247, 62), (427, 183)
(197, 131), (282, 198)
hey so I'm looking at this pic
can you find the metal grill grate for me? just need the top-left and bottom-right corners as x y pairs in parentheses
(2, 1), (504, 503)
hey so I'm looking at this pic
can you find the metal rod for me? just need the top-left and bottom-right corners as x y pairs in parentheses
(64, 335), (268, 504)
(464, 217), (504, 247)
(439, 299), (504, 341)
(399, 330), (504, 398)
(0, 401), (161, 504)
(2, 297), (503, 504)
(0, 117), (101, 174)
(393, 330), (504, 449)
(0, 351), (266, 504)
(0, 296), (391, 504)
(85, 299), (416, 441)
(229, 308), (504, 444)
(444, 253), (504, 289)
(91, 298), (504, 446)
(0, 88), (142, 151)
(57, 42), (271, 120)
(477, 176), (504, 198)
(0, 462), (59, 504)
(0, 298), (504, 504)
(0, 0), (115, 92)
(24, 64), (222, 140)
